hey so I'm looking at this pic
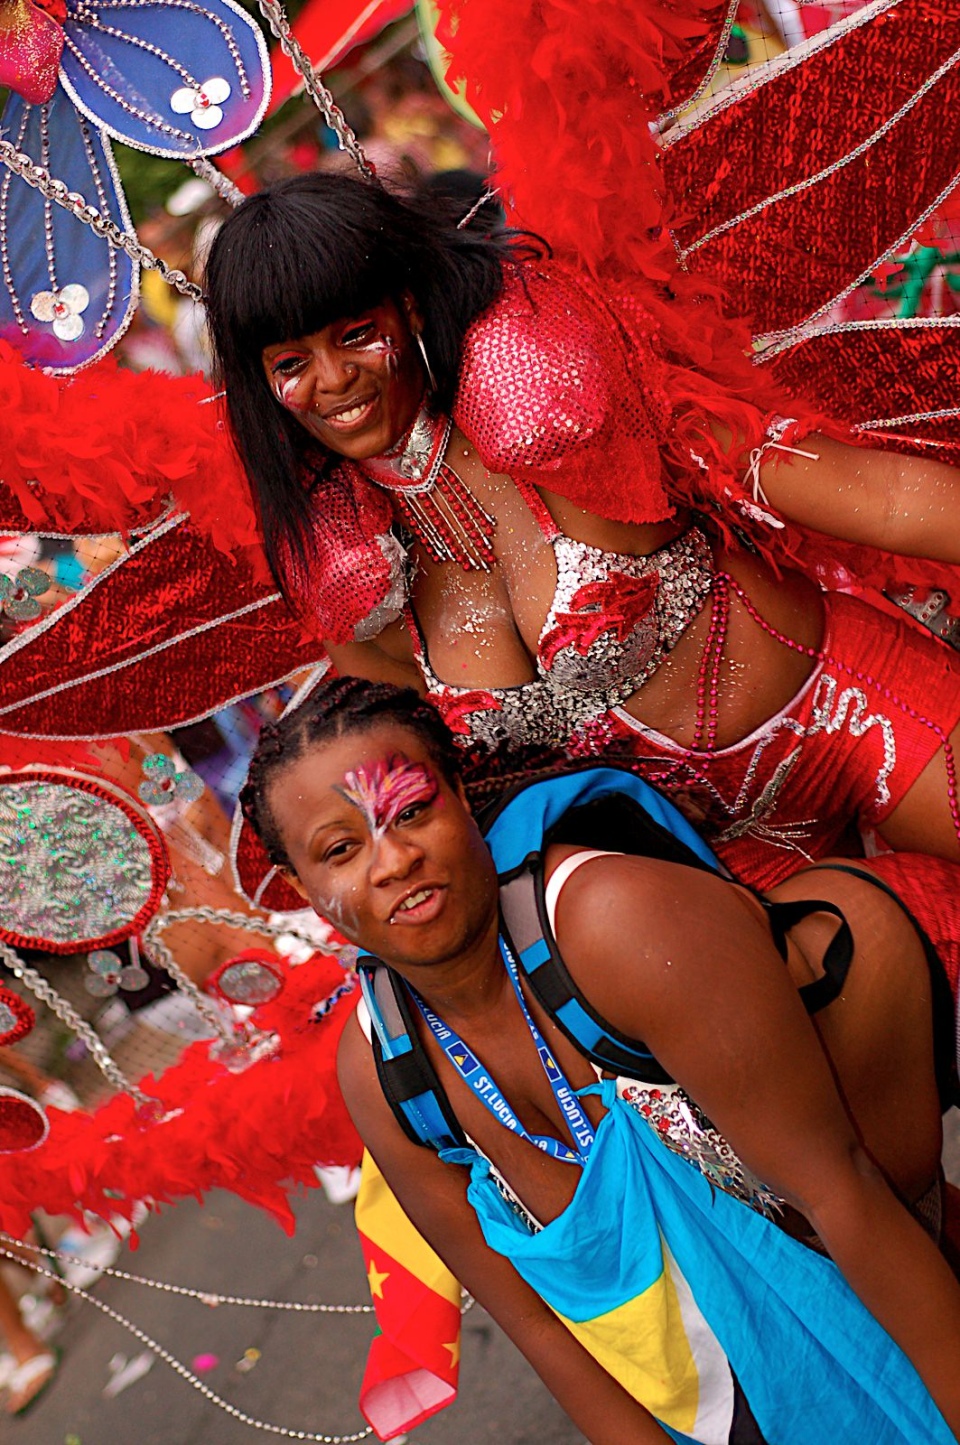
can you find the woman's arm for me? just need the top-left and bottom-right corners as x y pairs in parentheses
(754, 430), (960, 564)
(337, 1014), (671, 1445)
(558, 856), (960, 1438)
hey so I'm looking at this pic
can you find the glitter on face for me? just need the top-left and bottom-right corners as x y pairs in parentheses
(270, 329), (403, 414)
(335, 754), (439, 837)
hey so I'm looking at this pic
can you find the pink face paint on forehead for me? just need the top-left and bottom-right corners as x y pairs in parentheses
(336, 753), (439, 835)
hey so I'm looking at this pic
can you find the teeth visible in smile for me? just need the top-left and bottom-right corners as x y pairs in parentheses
(397, 888), (433, 912)
(328, 401), (369, 423)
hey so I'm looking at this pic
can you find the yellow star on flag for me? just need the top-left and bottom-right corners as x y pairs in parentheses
(367, 1261), (390, 1299)
(443, 1339), (461, 1367)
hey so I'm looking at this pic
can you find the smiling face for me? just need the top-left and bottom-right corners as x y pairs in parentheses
(266, 723), (498, 972)
(260, 297), (426, 461)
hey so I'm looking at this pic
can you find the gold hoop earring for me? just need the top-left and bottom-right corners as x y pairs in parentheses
(414, 331), (438, 394)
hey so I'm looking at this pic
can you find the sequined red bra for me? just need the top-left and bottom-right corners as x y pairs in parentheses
(408, 503), (715, 755)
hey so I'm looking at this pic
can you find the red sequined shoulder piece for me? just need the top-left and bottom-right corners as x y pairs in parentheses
(287, 461), (396, 645)
(454, 263), (610, 471)
(454, 260), (674, 527)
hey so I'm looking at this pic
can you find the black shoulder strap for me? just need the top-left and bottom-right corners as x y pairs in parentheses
(360, 964), (467, 1151)
(762, 898), (855, 1014)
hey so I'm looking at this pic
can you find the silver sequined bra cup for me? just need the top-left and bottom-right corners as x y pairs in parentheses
(412, 525), (715, 755)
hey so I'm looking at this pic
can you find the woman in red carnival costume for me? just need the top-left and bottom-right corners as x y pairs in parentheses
(204, 162), (960, 893)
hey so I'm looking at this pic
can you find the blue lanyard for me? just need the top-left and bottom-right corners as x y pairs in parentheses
(412, 936), (595, 1165)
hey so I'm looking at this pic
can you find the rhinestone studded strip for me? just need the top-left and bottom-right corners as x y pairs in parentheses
(657, 0), (740, 126)
(0, 110), (31, 334)
(78, 117), (119, 339)
(759, 165), (960, 357)
(72, 9), (203, 91)
(38, 106), (59, 292)
(857, 406), (960, 431)
(755, 244), (960, 357)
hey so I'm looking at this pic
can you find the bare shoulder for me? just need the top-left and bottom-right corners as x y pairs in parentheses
(337, 1003), (393, 1139)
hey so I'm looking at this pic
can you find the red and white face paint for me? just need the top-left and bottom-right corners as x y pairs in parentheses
(260, 299), (424, 461)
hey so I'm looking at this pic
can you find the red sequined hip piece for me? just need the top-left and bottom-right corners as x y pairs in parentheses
(598, 586), (960, 891)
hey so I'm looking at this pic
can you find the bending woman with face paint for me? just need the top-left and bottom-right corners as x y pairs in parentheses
(207, 172), (960, 898)
(241, 675), (960, 1445)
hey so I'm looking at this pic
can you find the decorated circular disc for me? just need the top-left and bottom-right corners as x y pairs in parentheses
(0, 988), (35, 1047)
(210, 954), (285, 1006)
(0, 768), (170, 953)
(0, 1088), (49, 1153)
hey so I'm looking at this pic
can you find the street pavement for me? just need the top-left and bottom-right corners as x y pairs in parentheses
(7, 1184), (585, 1445)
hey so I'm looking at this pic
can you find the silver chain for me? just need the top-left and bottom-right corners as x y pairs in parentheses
(0, 941), (153, 1107)
(0, 1245), (373, 1442)
(254, 0), (375, 181)
(0, 1232), (373, 1312)
(140, 919), (248, 1046)
(0, 139), (204, 300)
(153, 906), (318, 937)
(188, 155), (247, 208)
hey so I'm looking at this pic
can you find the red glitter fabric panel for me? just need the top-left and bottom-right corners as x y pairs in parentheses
(0, 518), (325, 737)
(767, 322), (960, 465)
(664, 0), (960, 337)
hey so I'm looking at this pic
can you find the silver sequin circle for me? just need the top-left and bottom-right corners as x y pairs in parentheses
(0, 781), (155, 946)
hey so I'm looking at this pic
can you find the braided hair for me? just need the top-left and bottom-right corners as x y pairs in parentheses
(240, 676), (463, 871)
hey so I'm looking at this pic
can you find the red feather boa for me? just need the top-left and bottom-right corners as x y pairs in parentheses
(0, 342), (265, 570)
(0, 954), (362, 1241)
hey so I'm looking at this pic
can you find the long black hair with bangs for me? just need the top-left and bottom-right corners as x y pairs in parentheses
(203, 171), (543, 601)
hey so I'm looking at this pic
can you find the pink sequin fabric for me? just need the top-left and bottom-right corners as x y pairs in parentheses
(454, 263), (672, 521)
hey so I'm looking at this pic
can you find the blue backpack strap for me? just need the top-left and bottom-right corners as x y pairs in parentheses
(499, 868), (675, 1084)
(358, 958), (465, 1152)
(489, 765), (729, 1085)
(482, 764), (724, 877)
